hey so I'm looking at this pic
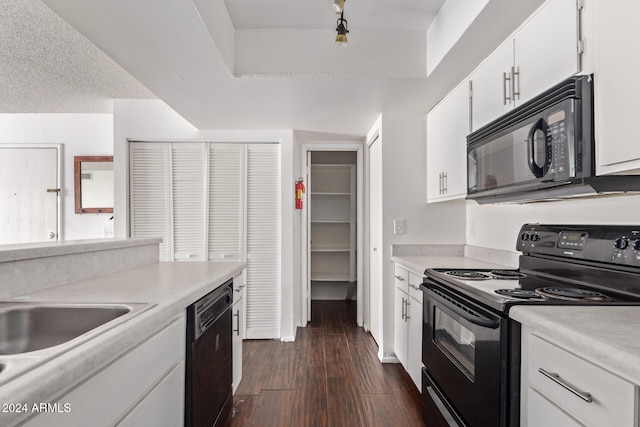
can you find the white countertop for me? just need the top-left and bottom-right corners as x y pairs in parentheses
(0, 237), (162, 263)
(0, 260), (244, 426)
(510, 306), (640, 385)
(391, 255), (510, 276)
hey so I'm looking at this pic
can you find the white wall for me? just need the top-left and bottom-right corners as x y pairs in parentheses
(426, 0), (490, 75)
(112, 99), (297, 340)
(467, 195), (640, 252)
(236, 29), (426, 78)
(0, 114), (114, 240)
(368, 113), (466, 361)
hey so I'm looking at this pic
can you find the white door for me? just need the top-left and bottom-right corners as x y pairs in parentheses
(245, 143), (281, 339)
(130, 143), (171, 260)
(0, 147), (58, 244)
(171, 143), (206, 260)
(306, 151), (312, 321)
(368, 136), (383, 345)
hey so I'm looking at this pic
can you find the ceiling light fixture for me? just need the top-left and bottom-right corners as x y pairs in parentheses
(331, 0), (345, 14)
(334, 12), (349, 46)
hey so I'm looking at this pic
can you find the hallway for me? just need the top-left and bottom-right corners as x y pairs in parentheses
(225, 300), (425, 426)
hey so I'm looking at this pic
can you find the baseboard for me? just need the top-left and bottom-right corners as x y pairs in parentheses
(380, 355), (400, 364)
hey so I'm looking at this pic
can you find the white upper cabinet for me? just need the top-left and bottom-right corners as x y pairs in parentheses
(427, 79), (470, 203)
(592, 0), (640, 174)
(470, 40), (515, 131)
(515, 0), (581, 105)
(470, 0), (581, 132)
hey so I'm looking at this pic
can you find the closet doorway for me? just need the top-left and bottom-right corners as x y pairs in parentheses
(302, 145), (363, 328)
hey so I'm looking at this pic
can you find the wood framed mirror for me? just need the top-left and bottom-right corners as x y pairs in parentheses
(74, 156), (114, 214)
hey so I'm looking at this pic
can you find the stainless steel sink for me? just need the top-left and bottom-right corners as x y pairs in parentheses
(0, 301), (153, 385)
(0, 304), (131, 355)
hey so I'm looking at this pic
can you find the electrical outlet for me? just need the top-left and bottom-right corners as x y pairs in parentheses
(394, 219), (406, 235)
(469, 219), (477, 236)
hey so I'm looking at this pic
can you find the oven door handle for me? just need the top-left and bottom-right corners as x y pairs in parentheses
(424, 281), (501, 329)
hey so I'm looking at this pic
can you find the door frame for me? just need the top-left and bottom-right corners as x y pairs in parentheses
(0, 143), (63, 241)
(300, 143), (364, 327)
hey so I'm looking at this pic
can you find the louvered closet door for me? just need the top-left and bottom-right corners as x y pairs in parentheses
(130, 143), (170, 260)
(208, 144), (243, 261)
(245, 144), (281, 339)
(171, 143), (206, 260)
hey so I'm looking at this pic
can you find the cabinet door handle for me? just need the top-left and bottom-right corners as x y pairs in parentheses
(512, 66), (520, 101)
(394, 275), (405, 282)
(401, 297), (406, 320)
(233, 310), (241, 336)
(538, 368), (593, 403)
(503, 71), (512, 105)
(443, 172), (448, 194)
(405, 299), (411, 321)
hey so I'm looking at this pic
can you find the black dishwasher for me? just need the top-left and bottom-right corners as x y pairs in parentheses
(185, 279), (233, 427)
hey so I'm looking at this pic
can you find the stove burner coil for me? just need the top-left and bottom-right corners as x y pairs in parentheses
(490, 270), (526, 279)
(444, 271), (491, 280)
(535, 287), (613, 302)
(495, 289), (545, 300)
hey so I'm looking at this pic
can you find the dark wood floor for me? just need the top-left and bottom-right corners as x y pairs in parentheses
(223, 300), (425, 427)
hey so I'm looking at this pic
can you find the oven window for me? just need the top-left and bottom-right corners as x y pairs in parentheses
(433, 308), (476, 381)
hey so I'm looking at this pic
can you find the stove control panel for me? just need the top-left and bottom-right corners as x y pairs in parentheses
(557, 231), (588, 250)
(518, 224), (640, 267)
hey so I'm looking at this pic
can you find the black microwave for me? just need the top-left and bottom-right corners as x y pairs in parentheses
(466, 75), (640, 203)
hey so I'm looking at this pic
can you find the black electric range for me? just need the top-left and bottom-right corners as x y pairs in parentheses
(420, 224), (640, 427)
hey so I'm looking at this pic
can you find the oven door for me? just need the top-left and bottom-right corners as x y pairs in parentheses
(422, 281), (506, 427)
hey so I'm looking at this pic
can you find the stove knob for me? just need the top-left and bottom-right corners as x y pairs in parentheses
(634, 240), (640, 251)
(530, 233), (540, 242)
(520, 232), (530, 241)
(614, 237), (629, 250)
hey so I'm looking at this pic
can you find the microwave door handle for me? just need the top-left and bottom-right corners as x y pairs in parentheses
(527, 119), (547, 178)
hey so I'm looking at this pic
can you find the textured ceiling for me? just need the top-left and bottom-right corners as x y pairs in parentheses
(0, 0), (155, 113)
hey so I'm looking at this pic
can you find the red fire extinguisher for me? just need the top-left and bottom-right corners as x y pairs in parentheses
(295, 178), (305, 210)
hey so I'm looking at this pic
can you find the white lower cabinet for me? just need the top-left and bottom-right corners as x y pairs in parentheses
(232, 271), (245, 394)
(24, 316), (185, 427)
(393, 264), (423, 390)
(528, 388), (582, 427)
(117, 361), (185, 427)
(521, 327), (637, 426)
